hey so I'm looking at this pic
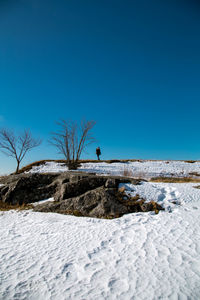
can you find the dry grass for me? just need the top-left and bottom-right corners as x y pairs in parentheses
(150, 201), (161, 214)
(62, 209), (83, 217)
(0, 176), (8, 183)
(150, 177), (200, 183)
(130, 194), (141, 201)
(116, 188), (163, 214)
(0, 201), (33, 211)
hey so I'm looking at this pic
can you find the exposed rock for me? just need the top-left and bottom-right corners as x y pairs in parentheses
(54, 176), (107, 202)
(0, 171), (163, 218)
(105, 178), (117, 188)
(0, 173), (59, 205)
(35, 186), (129, 218)
(194, 185), (200, 189)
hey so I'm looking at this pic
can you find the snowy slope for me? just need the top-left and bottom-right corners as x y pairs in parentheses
(28, 160), (200, 178)
(79, 161), (200, 178)
(1, 182), (200, 299)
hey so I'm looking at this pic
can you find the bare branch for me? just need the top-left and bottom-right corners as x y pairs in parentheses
(0, 129), (18, 159)
(18, 130), (42, 163)
(0, 128), (42, 173)
(50, 119), (96, 169)
(76, 120), (96, 161)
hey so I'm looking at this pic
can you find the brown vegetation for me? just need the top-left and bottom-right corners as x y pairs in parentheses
(150, 177), (200, 183)
(116, 189), (163, 214)
(0, 202), (33, 211)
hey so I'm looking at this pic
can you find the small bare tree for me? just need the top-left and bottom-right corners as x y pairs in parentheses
(0, 129), (42, 173)
(50, 119), (96, 169)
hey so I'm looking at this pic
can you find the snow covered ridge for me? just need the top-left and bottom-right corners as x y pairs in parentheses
(28, 160), (200, 178)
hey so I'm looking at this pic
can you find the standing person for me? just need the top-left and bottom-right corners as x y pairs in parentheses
(96, 147), (101, 160)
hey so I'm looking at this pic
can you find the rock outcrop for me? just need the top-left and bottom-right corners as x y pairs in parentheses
(0, 173), (59, 205)
(0, 172), (163, 218)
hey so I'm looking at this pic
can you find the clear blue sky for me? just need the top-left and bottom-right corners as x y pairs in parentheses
(0, 0), (200, 173)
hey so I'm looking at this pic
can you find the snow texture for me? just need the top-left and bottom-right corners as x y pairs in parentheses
(1, 162), (200, 299)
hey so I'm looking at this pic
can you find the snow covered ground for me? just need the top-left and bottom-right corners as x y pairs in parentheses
(1, 162), (200, 299)
(28, 160), (200, 179)
(79, 160), (200, 179)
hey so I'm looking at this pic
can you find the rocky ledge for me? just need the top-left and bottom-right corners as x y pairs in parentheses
(0, 172), (163, 218)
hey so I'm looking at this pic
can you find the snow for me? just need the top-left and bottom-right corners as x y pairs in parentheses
(31, 197), (54, 206)
(79, 161), (200, 178)
(1, 161), (200, 299)
(119, 181), (200, 210)
(28, 161), (68, 174)
(28, 160), (200, 179)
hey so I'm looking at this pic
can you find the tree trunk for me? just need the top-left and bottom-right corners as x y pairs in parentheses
(15, 161), (20, 174)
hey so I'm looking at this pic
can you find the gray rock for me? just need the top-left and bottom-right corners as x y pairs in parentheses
(105, 178), (117, 188)
(34, 186), (128, 218)
(0, 173), (59, 205)
(54, 176), (107, 202)
(0, 171), (162, 218)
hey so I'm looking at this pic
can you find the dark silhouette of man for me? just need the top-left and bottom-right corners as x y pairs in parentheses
(96, 147), (101, 160)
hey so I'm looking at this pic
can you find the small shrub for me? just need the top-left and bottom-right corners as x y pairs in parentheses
(67, 161), (81, 170)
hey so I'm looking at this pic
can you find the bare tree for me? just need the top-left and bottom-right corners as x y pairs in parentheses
(50, 119), (96, 169)
(0, 129), (42, 173)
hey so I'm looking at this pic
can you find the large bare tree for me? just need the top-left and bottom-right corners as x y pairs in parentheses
(50, 119), (96, 169)
(0, 129), (42, 173)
